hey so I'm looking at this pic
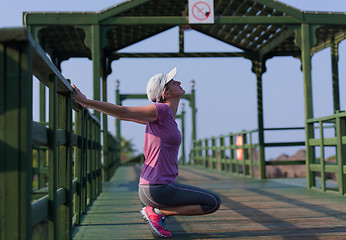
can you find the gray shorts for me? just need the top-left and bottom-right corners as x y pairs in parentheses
(138, 183), (221, 214)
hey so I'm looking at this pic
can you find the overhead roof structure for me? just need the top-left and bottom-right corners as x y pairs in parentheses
(24, 0), (346, 179)
(24, 0), (346, 62)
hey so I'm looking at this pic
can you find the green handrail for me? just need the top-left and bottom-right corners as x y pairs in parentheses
(190, 127), (307, 179)
(0, 27), (120, 240)
(306, 111), (346, 195)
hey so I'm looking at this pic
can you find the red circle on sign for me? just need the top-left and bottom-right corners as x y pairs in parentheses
(192, 1), (211, 21)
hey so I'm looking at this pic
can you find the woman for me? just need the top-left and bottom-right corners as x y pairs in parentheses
(72, 67), (221, 238)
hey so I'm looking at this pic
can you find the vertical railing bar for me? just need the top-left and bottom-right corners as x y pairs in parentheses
(336, 116), (346, 195)
(87, 114), (92, 206)
(249, 132), (254, 178)
(66, 89), (73, 238)
(319, 121), (326, 191)
(230, 134), (235, 174)
(82, 109), (88, 213)
(74, 109), (82, 224)
(212, 137), (216, 170)
(48, 74), (58, 240)
(204, 138), (209, 169)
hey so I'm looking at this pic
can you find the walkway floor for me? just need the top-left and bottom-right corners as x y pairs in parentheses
(73, 164), (346, 239)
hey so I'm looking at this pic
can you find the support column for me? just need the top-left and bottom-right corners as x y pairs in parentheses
(301, 23), (315, 188)
(102, 58), (109, 181)
(92, 25), (101, 120)
(190, 80), (197, 146)
(331, 37), (340, 113)
(252, 57), (266, 180)
(179, 26), (184, 53)
(0, 41), (33, 240)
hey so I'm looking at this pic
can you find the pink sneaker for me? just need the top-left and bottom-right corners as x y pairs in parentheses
(140, 206), (171, 238)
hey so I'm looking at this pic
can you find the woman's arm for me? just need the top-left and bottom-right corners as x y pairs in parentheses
(72, 84), (156, 124)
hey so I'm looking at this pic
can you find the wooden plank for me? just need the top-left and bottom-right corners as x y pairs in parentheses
(73, 165), (346, 239)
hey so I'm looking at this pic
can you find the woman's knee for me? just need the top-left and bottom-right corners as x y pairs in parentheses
(202, 193), (221, 214)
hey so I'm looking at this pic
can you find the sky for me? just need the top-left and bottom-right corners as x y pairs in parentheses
(1, 0), (346, 160)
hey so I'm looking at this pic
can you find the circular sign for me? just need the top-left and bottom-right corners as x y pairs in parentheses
(192, 1), (211, 21)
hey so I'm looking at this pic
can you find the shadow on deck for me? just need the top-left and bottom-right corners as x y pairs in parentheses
(73, 165), (346, 239)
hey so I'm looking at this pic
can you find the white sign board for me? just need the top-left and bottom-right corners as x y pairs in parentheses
(188, 0), (214, 24)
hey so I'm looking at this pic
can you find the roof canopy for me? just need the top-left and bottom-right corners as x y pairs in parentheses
(24, 0), (346, 63)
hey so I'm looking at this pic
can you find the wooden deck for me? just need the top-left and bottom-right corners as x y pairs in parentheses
(73, 165), (346, 239)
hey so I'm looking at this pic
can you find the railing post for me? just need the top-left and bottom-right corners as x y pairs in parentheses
(97, 123), (102, 194)
(335, 116), (346, 195)
(48, 75), (58, 240)
(74, 108), (84, 225)
(0, 41), (33, 240)
(198, 140), (203, 166)
(204, 138), (209, 168)
(319, 121), (326, 191)
(212, 137), (216, 170)
(230, 134), (236, 174)
(249, 132), (254, 178)
(242, 132), (249, 176)
(39, 82), (47, 188)
(220, 136), (226, 172)
(87, 114), (92, 206)
(83, 110), (89, 212)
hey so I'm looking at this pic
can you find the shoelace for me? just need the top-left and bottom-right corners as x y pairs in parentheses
(159, 215), (166, 229)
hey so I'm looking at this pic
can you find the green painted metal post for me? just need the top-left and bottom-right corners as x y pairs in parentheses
(335, 116), (346, 195)
(0, 41), (33, 240)
(198, 140), (203, 166)
(39, 82), (46, 188)
(301, 23), (316, 189)
(87, 115), (92, 206)
(74, 108), (84, 225)
(204, 139), (209, 168)
(220, 136), (226, 172)
(92, 24), (101, 120)
(319, 121), (326, 191)
(190, 80), (197, 147)
(249, 132), (254, 178)
(82, 109), (88, 213)
(48, 75), (58, 240)
(102, 74), (109, 180)
(67, 90), (74, 239)
(212, 137), (216, 170)
(179, 26), (184, 53)
(242, 132), (249, 176)
(0, 42), (4, 240)
(331, 37), (340, 113)
(97, 123), (102, 194)
(115, 80), (121, 141)
(252, 58), (266, 179)
(230, 135), (236, 173)
(180, 105), (186, 164)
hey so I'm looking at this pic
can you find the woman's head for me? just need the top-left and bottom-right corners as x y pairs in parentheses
(147, 67), (177, 103)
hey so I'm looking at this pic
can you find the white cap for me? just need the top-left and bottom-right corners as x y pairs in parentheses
(146, 67), (177, 102)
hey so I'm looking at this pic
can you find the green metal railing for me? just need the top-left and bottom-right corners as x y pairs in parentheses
(190, 127), (306, 178)
(191, 130), (260, 178)
(0, 28), (120, 240)
(306, 111), (346, 195)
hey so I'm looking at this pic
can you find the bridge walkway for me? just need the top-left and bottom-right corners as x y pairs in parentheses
(73, 165), (346, 239)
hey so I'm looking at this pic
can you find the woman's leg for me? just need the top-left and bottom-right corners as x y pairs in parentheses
(139, 183), (221, 216)
(160, 205), (204, 216)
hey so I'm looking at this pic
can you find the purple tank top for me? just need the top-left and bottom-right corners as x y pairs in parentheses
(139, 103), (181, 185)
